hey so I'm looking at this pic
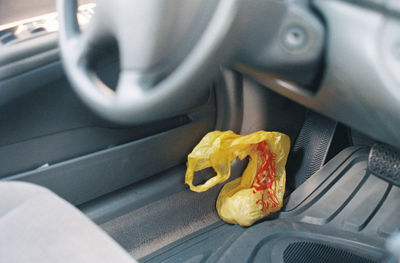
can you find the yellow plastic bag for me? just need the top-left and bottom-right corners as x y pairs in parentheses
(185, 130), (290, 226)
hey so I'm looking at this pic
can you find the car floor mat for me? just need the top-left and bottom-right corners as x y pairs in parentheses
(142, 146), (399, 263)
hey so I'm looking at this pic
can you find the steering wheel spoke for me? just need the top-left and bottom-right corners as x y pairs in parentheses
(115, 71), (148, 102)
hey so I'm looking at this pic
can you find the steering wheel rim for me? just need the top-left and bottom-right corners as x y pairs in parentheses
(57, 0), (239, 124)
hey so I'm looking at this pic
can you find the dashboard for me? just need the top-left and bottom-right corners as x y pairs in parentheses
(1, 0), (400, 148)
(241, 0), (400, 148)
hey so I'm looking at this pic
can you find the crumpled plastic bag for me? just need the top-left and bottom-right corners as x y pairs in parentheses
(185, 130), (290, 226)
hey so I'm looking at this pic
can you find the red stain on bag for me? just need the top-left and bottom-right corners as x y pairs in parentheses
(252, 141), (278, 213)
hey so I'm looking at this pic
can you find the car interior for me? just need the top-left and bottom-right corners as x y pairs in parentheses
(0, 0), (400, 262)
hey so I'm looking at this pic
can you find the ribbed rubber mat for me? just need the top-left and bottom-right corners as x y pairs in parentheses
(283, 241), (377, 263)
(143, 148), (394, 263)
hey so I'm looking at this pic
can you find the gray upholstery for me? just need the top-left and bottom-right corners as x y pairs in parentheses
(0, 181), (136, 263)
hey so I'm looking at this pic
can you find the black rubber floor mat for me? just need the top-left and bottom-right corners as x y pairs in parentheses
(142, 147), (399, 263)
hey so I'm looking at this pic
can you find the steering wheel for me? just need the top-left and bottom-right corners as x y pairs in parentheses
(58, 0), (329, 132)
(57, 0), (239, 124)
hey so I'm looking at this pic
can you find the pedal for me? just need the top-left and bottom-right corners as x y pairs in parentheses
(368, 143), (400, 187)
